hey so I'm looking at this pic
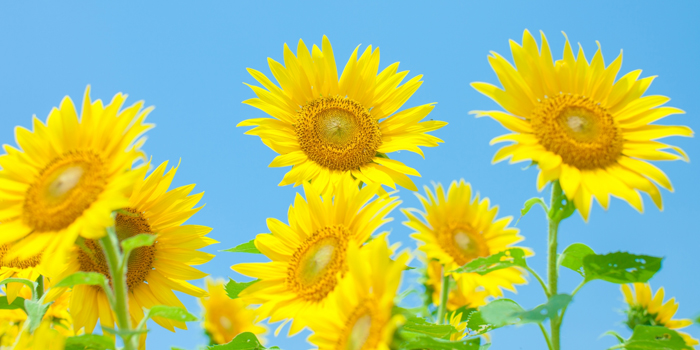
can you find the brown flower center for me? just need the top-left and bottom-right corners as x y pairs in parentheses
(338, 300), (384, 350)
(530, 93), (623, 169)
(0, 244), (41, 269)
(438, 224), (490, 266)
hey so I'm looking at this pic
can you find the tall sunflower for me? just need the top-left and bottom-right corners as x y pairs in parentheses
(57, 161), (216, 334)
(238, 36), (446, 195)
(621, 283), (698, 347)
(471, 30), (692, 220)
(0, 86), (153, 275)
(199, 278), (267, 345)
(405, 180), (528, 298)
(231, 177), (400, 335)
(306, 234), (410, 350)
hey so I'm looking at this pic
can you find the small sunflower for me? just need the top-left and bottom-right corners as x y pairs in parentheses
(59, 161), (216, 334)
(200, 278), (267, 345)
(0, 246), (43, 304)
(424, 259), (489, 311)
(471, 30), (692, 220)
(239, 35), (446, 195)
(405, 180), (528, 298)
(621, 283), (698, 346)
(231, 177), (400, 335)
(0, 279), (75, 337)
(0, 86), (153, 275)
(306, 234), (410, 350)
(446, 311), (468, 341)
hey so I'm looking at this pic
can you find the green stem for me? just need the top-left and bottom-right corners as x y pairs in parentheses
(100, 232), (138, 350)
(539, 323), (554, 350)
(35, 275), (44, 300)
(524, 266), (550, 298)
(436, 267), (449, 324)
(548, 181), (563, 350)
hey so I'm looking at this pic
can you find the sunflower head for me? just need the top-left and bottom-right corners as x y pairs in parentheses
(621, 283), (698, 346)
(0, 86), (153, 275)
(238, 35), (446, 195)
(63, 161), (215, 334)
(306, 234), (410, 350)
(471, 30), (693, 220)
(405, 180), (528, 297)
(231, 177), (400, 336)
(200, 278), (267, 345)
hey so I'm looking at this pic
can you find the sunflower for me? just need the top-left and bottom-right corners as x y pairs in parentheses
(471, 30), (692, 220)
(231, 176), (400, 335)
(200, 278), (267, 345)
(424, 259), (489, 311)
(57, 161), (216, 334)
(11, 321), (65, 350)
(0, 246), (43, 304)
(0, 86), (153, 275)
(238, 35), (446, 195)
(306, 234), (409, 350)
(0, 279), (75, 337)
(621, 283), (698, 346)
(446, 311), (468, 341)
(405, 180), (528, 298)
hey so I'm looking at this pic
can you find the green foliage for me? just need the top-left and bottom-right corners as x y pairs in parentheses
(55, 272), (109, 289)
(121, 233), (157, 257)
(452, 249), (528, 275)
(401, 316), (458, 339)
(24, 299), (51, 332)
(101, 326), (149, 337)
(559, 243), (596, 277)
(517, 197), (548, 224)
(207, 332), (275, 350)
(0, 296), (26, 311)
(608, 326), (692, 350)
(478, 299), (523, 327)
(222, 240), (261, 254)
(145, 305), (198, 323)
(583, 252), (663, 284)
(513, 294), (572, 323)
(397, 334), (483, 350)
(225, 278), (259, 299)
(602, 330), (626, 344)
(65, 334), (116, 350)
(0, 277), (37, 299)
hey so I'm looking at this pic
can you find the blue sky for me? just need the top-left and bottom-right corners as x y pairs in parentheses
(1, 1), (698, 349)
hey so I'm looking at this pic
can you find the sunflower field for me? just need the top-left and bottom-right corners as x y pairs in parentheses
(0, 2), (698, 350)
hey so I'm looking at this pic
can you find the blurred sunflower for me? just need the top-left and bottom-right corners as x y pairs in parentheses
(231, 177), (399, 335)
(424, 259), (489, 311)
(0, 245), (43, 304)
(471, 30), (692, 220)
(239, 35), (446, 195)
(306, 234), (410, 350)
(58, 161), (215, 334)
(0, 86), (152, 275)
(200, 278), (267, 345)
(621, 283), (698, 346)
(405, 180), (528, 298)
(11, 321), (65, 350)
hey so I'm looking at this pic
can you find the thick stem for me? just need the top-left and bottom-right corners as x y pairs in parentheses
(436, 267), (449, 324)
(35, 275), (44, 300)
(100, 233), (138, 350)
(548, 181), (563, 350)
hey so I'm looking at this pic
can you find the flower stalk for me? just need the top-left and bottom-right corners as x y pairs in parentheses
(100, 228), (139, 350)
(437, 267), (450, 325)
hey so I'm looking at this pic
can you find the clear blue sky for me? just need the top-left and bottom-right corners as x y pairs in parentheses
(1, 1), (698, 349)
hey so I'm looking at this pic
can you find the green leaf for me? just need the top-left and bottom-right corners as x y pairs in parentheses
(222, 240), (261, 254)
(583, 252), (663, 284)
(65, 334), (116, 350)
(401, 316), (457, 339)
(121, 233), (157, 255)
(452, 249), (527, 275)
(145, 305), (198, 323)
(608, 325), (692, 350)
(513, 294), (572, 323)
(55, 272), (109, 289)
(24, 299), (51, 332)
(207, 332), (267, 349)
(559, 243), (596, 277)
(397, 331), (482, 350)
(465, 308), (493, 335)
(0, 278), (37, 299)
(517, 197), (548, 224)
(479, 299), (524, 327)
(0, 296), (26, 311)
(225, 278), (259, 299)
